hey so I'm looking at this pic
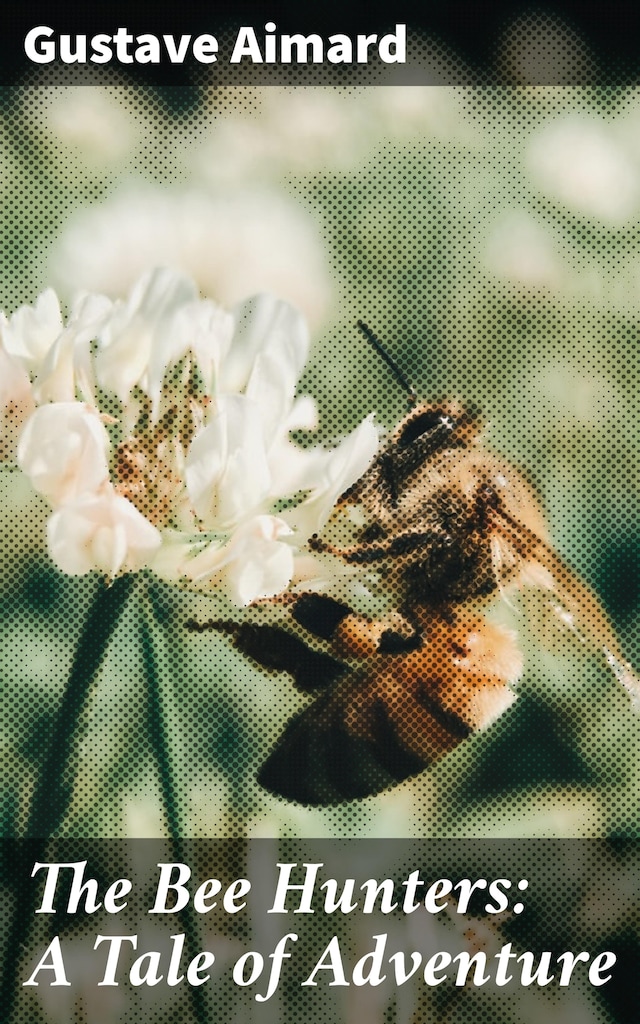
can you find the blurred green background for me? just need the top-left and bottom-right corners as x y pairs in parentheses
(1, 78), (640, 844)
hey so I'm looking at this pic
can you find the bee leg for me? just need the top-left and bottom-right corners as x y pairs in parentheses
(290, 593), (352, 640)
(332, 609), (422, 659)
(291, 593), (422, 658)
(309, 527), (447, 564)
(308, 534), (345, 556)
(186, 619), (347, 693)
(273, 590), (423, 653)
(377, 629), (422, 654)
(474, 482), (503, 529)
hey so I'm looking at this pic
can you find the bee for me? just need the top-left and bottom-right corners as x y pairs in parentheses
(189, 325), (639, 805)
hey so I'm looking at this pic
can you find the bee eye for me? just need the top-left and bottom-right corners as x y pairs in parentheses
(398, 410), (452, 448)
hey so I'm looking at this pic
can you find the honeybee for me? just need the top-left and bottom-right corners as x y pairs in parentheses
(189, 326), (639, 804)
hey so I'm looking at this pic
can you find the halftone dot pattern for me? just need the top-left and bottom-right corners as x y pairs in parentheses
(1, 83), (640, 838)
(1, 40), (640, 1024)
(4, 838), (639, 1023)
(285, 91), (640, 839)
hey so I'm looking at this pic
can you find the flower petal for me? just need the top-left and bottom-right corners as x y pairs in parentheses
(17, 402), (111, 507)
(0, 289), (63, 369)
(231, 523), (295, 605)
(153, 298), (234, 404)
(34, 292), (113, 404)
(47, 488), (161, 577)
(96, 267), (198, 404)
(222, 294), (309, 441)
(285, 414), (379, 538)
(0, 346), (35, 461)
(185, 394), (270, 528)
(183, 515), (294, 605)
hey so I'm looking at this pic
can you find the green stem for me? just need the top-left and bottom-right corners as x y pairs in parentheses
(26, 573), (136, 837)
(141, 605), (211, 1024)
(2, 572), (135, 1023)
(140, 610), (183, 838)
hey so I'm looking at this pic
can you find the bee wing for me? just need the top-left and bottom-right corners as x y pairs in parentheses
(193, 606), (522, 805)
(257, 665), (470, 805)
(258, 678), (423, 804)
(258, 613), (522, 805)
(186, 619), (347, 693)
(489, 506), (640, 706)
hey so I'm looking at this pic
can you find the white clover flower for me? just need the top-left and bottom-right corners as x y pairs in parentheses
(0, 288), (63, 370)
(184, 514), (295, 606)
(23, 85), (138, 168)
(484, 212), (559, 288)
(185, 395), (272, 529)
(0, 346), (35, 461)
(282, 414), (379, 540)
(97, 267), (199, 406)
(47, 186), (333, 330)
(17, 402), (110, 507)
(3, 268), (378, 603)
(47, 488), (162, 578)
(527, 117), (640, 225)
(34, 292), (116, 406)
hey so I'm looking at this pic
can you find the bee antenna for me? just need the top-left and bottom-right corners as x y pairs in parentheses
(356, 321), (417, 407)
